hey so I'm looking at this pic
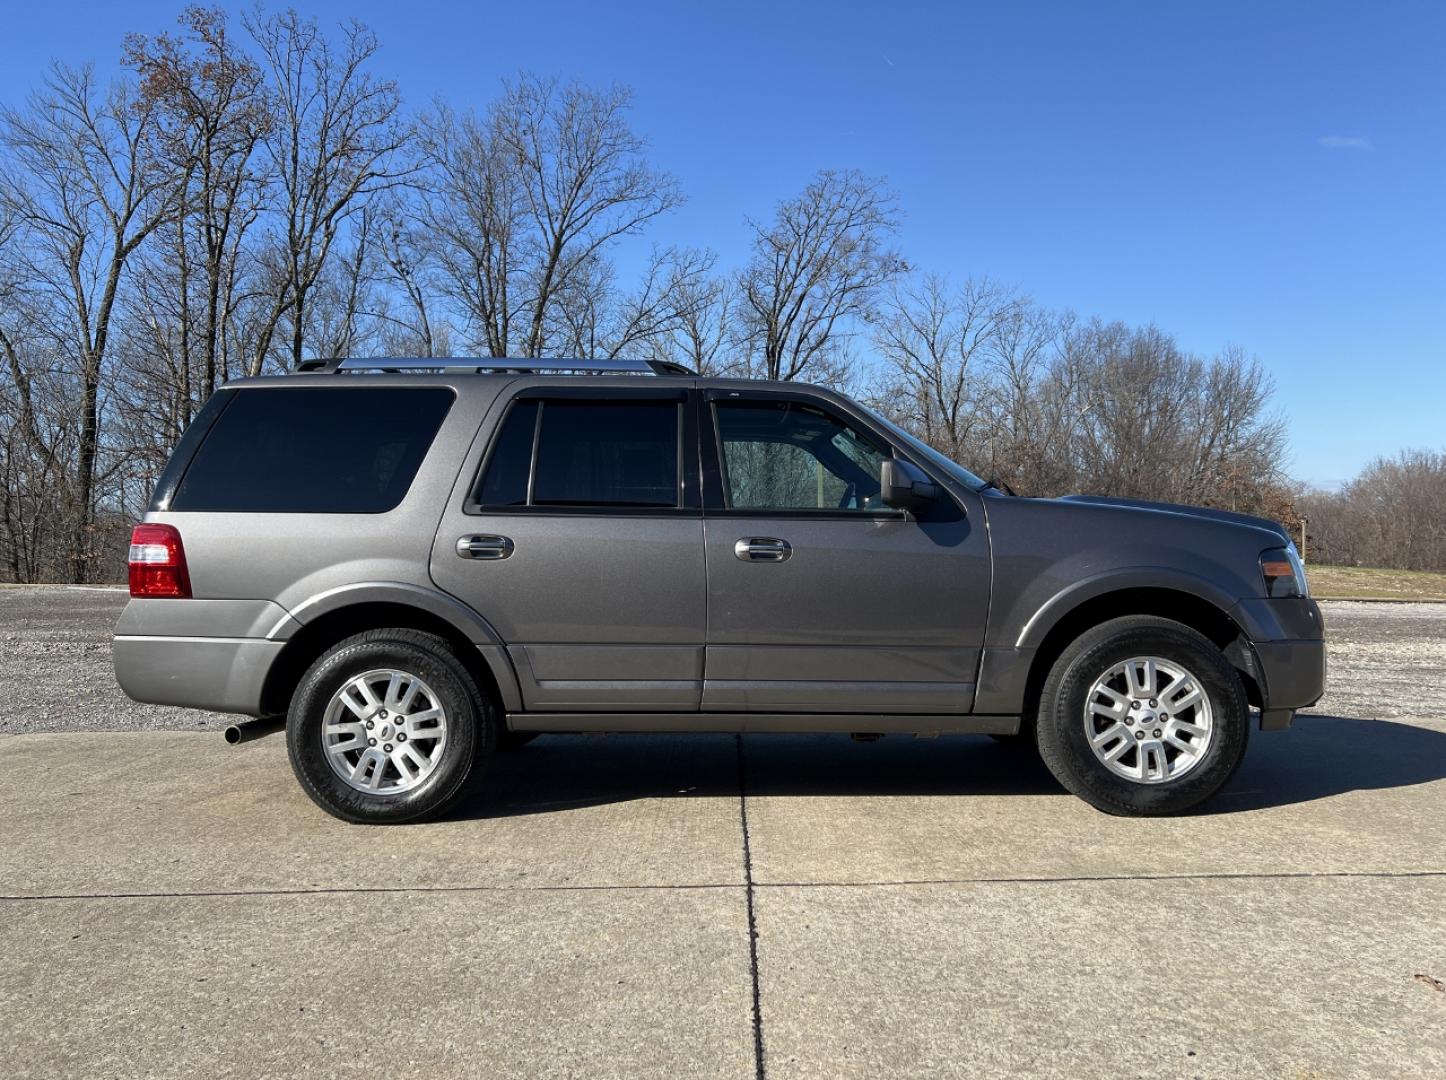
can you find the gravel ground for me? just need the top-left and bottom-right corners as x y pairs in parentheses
(0, 586), (217, 733)
(1313, 600), (1446, 720)
(1, 585), (1442, 735)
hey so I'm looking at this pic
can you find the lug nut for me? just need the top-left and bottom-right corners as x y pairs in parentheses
(397, 733), (407, 742)
(368, 738), (377, 747)
(1148, 699), (1157, 708)
(1135, 731), (1144, 740)
(379, 709), (388, 719)
(365, 720), (374, 730)
(1125, 717), (1134, 726)
(383, 743), (393, 753)
(1153, 729), (1162, 738)
(1130, 700), (1140, 710)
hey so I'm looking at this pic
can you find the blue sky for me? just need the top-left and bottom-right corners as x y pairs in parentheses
(3, 1), (1442, 487)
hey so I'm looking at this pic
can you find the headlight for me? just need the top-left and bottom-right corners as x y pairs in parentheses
(1260, 545), (1309, 598)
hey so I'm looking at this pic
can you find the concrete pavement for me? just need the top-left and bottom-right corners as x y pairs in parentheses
(1, 593), (1444, 1077)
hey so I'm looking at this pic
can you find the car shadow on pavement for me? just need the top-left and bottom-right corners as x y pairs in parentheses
(457, 732), (1059, 820)
(1208, 712), (1446, 813)
(452, 714), (1446, 819)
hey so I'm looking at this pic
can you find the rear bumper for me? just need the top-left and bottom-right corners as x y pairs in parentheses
(113, 636), (284, 717)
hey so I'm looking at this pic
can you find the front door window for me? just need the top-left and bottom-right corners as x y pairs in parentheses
(714, 399), (889, 512)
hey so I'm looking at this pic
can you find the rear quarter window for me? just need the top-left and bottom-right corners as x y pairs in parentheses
(169, 387), (454, 513)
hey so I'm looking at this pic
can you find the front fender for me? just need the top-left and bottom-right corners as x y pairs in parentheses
(1014, 567), (1245, 650)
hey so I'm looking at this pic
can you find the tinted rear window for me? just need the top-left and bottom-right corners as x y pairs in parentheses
(171, 387), (454, 513)
(472, 398), (679, 508)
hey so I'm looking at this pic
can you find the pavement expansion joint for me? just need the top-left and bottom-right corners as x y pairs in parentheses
(736, 734), (768, 1080)
(4, 868), (1445, 905)
(0, 881), (743, 902)
(748, 869), (1446, 889)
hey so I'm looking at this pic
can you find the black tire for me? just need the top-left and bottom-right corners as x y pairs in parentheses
(1035, 615), (1249, 816)
(496, 731), (540, 752)
(286, 629), (496, 824)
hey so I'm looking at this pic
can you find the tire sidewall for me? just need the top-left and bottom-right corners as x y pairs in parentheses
(1038, 620), (1249, 815)
(287, 633), (486, 824)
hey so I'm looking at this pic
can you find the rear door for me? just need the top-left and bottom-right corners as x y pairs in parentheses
(430, 384), (706, 712)
(700, 389), (990, 715)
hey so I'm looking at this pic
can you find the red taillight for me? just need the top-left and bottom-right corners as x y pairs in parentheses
(128, 523), (192, 598)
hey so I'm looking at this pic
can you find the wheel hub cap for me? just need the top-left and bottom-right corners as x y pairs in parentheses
(322, 668), (448, 795)
(1083, 656), (1214, 785)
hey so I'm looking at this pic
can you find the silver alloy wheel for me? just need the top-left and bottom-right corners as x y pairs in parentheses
(1083, 656), (1214, 785)
(322, 668), (449, 795)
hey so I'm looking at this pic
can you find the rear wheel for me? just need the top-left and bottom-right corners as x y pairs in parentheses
(286, 629), (495, 824)
(1035, 616), (1248, 816)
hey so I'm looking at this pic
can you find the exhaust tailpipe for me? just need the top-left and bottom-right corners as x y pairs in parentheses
(224, 717), (286, 745)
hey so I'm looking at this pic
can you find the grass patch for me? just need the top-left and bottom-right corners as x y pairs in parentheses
(1306, 565), (1446, 602)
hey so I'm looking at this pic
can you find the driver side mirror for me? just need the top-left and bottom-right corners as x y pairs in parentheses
(880, 459), (937, 512)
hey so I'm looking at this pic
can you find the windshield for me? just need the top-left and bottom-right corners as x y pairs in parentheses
(857, 404), (991, 492)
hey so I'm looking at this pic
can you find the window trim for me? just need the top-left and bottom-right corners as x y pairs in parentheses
(464, 391), (698, 517)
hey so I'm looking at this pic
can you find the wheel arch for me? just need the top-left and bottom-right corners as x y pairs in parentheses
(260, 594), (522, 719)
(1018, 585), (1263, 728)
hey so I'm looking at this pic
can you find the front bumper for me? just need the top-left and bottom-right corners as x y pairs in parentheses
(1248, 636), (1327, 731)
(1228, 597), (1327, 731)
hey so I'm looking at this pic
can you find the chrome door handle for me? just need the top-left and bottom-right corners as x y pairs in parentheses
(456, 534), (514, 560)
(734, 537), (792, 563)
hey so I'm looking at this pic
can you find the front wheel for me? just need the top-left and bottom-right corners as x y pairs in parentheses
(1035, 616), (1249, 816)
(286, 629), (495, 824)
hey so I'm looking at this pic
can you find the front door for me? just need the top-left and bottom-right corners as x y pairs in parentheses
(700, 390), (990, 715)
(431, 385), (705, 711)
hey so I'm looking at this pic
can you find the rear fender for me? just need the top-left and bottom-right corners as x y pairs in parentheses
(270, 581), (522, 712)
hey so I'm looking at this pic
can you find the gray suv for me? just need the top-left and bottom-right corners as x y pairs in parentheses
(114, 357), (1326, 824)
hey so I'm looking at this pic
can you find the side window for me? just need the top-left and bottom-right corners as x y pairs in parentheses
(170, 387), (453, 513)
(473, 398), (680, 509)
(714, 399), (890, 512)
(474, 400), (538, 507)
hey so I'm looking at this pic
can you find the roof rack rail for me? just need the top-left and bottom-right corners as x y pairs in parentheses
(293, 356), (698, 377)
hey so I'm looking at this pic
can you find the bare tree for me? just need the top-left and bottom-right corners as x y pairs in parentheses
(739, 169), (902, 381)
(871, 275), (1017, 458)
(420, 76), (682, 358)
(553, 246), (717, 360)
(867, 282), (1288, 514)
(371, 197), (442, 357)
(415, 102), (520, 356)
(125, 5), (269, 407)
(0, 64), (173, 578)
(306, 202), (376, 359)
(646, 273), (736, 374)
(245, 10), (406, 372)
(1300, 450), (1446, 572)
(985, 299), (1068, 485)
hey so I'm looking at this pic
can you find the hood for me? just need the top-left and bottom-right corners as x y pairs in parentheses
(1054, 494), (1291, 544)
